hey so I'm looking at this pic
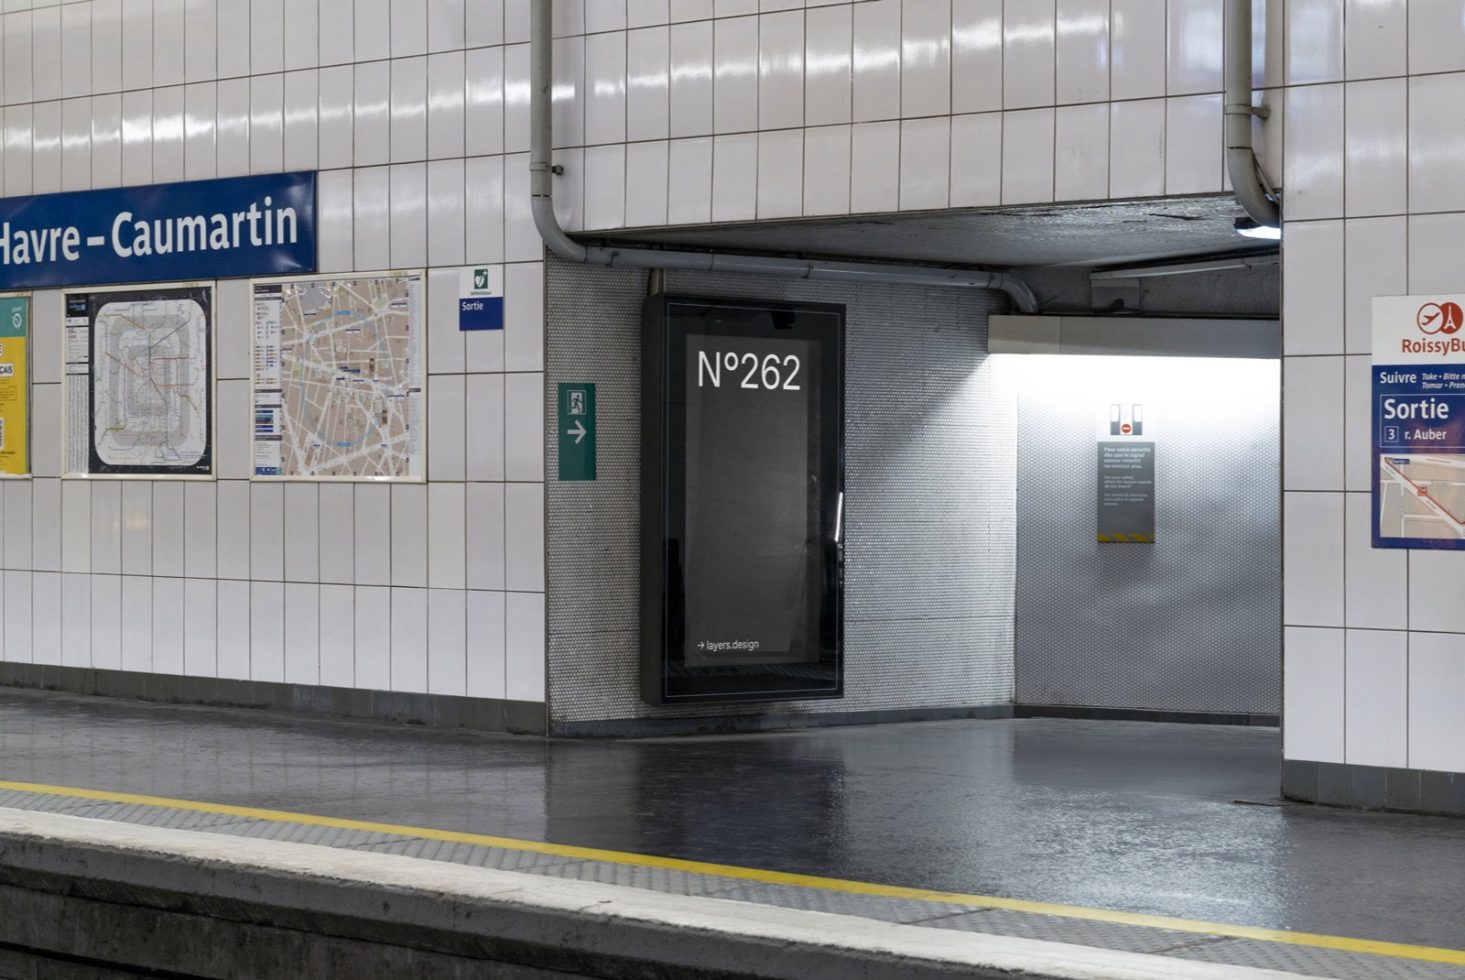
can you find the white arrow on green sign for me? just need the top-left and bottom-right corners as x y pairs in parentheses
(557, 383), (596, 481)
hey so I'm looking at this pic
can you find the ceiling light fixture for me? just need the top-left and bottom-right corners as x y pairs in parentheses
(1234, 218), (1282, 241)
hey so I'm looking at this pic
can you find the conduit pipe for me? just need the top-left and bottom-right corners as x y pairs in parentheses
(1224, 0), (1281, 228)
(527, 1), (1038, 313)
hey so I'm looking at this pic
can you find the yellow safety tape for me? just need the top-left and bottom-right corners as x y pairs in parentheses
(0, 778), (1461, 966)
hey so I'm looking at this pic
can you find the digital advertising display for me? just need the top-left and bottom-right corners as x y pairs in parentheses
(641, 296), (845, 705)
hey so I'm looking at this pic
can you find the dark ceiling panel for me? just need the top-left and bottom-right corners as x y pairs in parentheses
(602, 195), (1275, 270)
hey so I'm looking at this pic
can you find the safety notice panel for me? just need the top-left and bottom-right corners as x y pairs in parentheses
(1097, 442), (1155, 543)
(1096, 403), (1155, 543)
(1373, 295), (1465, 549)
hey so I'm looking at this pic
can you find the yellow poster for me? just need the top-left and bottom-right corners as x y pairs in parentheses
(0, 297), (29, 476)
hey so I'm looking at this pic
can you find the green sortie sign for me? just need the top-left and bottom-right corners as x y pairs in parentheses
(557, 383), (597, 481)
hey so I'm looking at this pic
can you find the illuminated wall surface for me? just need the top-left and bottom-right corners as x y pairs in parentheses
(1013, 356), (1281, 717)
(0, 0), (1440, 771)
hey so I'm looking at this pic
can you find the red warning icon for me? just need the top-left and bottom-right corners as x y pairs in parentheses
(1416, 302), (1464, 335)
(1121, 423), (1133, 434)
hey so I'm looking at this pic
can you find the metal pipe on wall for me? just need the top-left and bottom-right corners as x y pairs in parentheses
(527, 1), (1039, 313)
(1224, 0), (1281, 229)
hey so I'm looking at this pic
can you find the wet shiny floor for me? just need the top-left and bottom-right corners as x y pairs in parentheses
(0, 689), (1461, 951)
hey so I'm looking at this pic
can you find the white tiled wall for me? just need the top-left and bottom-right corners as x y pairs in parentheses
(0, 0), (1442, 769)
(555, 0), (1259, 229)
(0, 0), (545, 706)
(1278, 0), (1465, 775)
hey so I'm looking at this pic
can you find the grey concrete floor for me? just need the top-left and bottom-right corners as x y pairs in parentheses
(0, 689), (1460, 953)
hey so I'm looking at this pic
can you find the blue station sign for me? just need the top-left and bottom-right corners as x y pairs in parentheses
(0, 172), (316, 289)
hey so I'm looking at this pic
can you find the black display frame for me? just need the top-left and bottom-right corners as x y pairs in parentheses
(641, 295), (845, 706)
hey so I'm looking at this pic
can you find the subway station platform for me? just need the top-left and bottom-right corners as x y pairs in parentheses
(0, 689), (1463, 979)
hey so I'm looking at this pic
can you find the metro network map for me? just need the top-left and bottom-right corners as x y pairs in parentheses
(252, 274), (424, 479)
(64, 286), (213, 476)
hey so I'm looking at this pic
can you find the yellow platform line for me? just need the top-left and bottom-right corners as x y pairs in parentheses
(0, 777), (1460, 967)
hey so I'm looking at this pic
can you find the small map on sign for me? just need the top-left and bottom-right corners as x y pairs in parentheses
(1377, 455), (1465, 542)
(252, 275), (424, 479)
(93, 298), (210, 468)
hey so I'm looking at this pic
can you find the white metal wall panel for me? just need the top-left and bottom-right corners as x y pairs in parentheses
(1014, 357), (1281, 715)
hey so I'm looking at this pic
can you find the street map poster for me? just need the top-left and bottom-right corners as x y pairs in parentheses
(1373, 295), (1465, 549)
(251, 272), (425, 480)
(0, 296), (28, 475)
(65, 285), (213, 476)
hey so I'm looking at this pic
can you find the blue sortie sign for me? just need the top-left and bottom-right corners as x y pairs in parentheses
(0, 172), (316, 289)
(458, 265), (504, 331)
(1372, 295), (1465, 550)
(460, 297), (504, 330)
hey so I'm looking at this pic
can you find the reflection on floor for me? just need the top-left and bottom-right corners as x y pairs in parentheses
(0, 689), (1462, 961)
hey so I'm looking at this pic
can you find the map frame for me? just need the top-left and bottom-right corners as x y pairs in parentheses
(64, 281), (215, 479)
(248, 269), (427, 483)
